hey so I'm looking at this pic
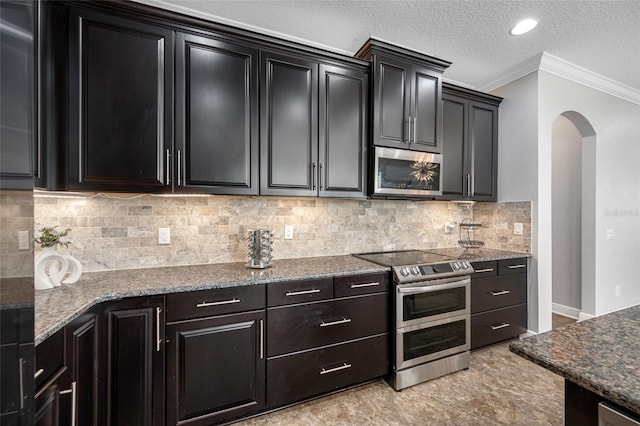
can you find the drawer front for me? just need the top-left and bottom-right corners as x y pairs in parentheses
(267, 278), (333, 307)
(498, 258), (528, 275)
(166, 285), (265, 322)
(471, 273), (527, 314)
(267, 293), (388, 357)
(334, 273), (389, 297)
(267, 334), (388, 408)
(471, 304), (527, 350)
(35, 329), (65, 390)
(471, 260), (498, 278)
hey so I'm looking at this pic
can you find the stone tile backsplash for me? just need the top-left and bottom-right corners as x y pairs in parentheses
(32, 195), (531, 272)
(1, 190), (34, 278)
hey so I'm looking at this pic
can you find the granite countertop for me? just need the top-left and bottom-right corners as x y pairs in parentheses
(510, 305), (640, 414)
(34, 255), (388, 345)
(422, 247), (531, 262)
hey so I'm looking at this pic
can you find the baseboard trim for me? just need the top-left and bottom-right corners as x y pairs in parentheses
(552, 303), (580, 319)
(578, 312), (595, 321)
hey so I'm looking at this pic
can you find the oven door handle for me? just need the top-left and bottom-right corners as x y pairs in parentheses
(397, 279), (469, 294)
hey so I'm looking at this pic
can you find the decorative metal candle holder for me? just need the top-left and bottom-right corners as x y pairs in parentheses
(246, 229), (273, 269)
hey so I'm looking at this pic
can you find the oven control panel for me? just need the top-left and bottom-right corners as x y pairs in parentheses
(393, 261), (473, 283)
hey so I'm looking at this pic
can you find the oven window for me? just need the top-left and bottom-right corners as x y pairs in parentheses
(403, 286), (466, 322)
(403, 319), (467, 361)
(378, 157), (441, 191)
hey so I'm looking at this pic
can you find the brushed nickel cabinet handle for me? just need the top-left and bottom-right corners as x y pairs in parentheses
(350, 282), (380, 289)
(165, 149), (171, 186)
(320, 318), (352, 327)
(19, 358), (25, 409)
(259, 319), (264, 360)
(475, 268), (494, 273)
(320, 362), (351, 375)
(491, 323), (510, 330)
(312, 162), (317, 190)
(490, 290), (510, 296)
(60, 381), (77, 426)
(507, 264), (526, 269)
(405, 118), (410, 143)
(285, 289), (320, 296)
(177, 149), (182, 187)
(156, 306), (162, 352)
(319, 163), (324, 190)
(412, 116), (417, 143)
(196, 298), (240, 308)
(34, 368), (44, 379)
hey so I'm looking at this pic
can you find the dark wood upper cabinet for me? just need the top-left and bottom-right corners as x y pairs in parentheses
(356, 38), (450, 154)
(67, 7), (174, 192)
(318, 64), (368, 198)
(260, 51), (318, 197)
(442, 83), (501, 201)
(102, 296), (165, 426)
(175, 33), (258, 195)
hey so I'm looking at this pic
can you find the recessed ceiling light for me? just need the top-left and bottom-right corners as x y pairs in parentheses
(510, 18), (538, 36)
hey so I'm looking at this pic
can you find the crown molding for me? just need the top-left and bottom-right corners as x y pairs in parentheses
(477, 52), (640, 106)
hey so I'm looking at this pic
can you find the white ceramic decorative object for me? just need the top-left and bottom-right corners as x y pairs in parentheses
(34, 247), (83, 290)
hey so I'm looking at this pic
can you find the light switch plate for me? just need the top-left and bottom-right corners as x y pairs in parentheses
(18, 231), (30, 250)
(158, 228), (171, 245)
(514, 223), (523, 235)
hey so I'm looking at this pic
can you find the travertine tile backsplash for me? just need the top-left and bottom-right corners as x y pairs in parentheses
(1, 190), (34, 278)
(31, 195), (531, 272)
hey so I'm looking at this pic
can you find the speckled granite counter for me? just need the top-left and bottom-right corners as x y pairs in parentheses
(35, 255), (388, 345)
(422, 247), (531, 262)
(510, 305), (640, 415)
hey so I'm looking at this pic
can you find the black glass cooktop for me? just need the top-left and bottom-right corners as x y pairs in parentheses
(353, 250), (453, 267)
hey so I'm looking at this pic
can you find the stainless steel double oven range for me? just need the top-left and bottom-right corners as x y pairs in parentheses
(354, 250), (473, 391)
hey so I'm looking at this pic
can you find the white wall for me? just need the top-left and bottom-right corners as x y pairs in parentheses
(491, 73), (546, 332)
(539, 71), (640, 317)
(551, 115), (582, 310)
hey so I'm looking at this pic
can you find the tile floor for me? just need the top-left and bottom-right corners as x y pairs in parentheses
(235, 343), (565, 425)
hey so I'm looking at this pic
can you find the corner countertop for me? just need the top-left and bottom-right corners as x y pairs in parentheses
(34, 255), (388, 345)
(509, 305), (640, 414)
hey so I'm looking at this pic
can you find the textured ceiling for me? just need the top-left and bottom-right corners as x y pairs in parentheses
(140, 0), (640, 91)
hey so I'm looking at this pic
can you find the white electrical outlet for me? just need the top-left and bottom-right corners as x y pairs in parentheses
(18, 231), (30, 250)
(158, 228), (171, 245)
(616, 286), (621, 297)
(284, 225), (294, 240)
(514, 223), (523, 235)
(606, 229), (615, 240)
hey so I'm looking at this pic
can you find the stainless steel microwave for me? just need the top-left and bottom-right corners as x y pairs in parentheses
(372, 147), (443, 197)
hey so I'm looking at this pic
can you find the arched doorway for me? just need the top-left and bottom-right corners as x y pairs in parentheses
(551, 111), (596, 320)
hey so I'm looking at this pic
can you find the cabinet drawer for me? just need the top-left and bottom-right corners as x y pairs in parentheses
(267, 293), (388, 357)
(334, 273), (389, 297)
(471, 304), (527, 350)
(166, 285), (265, 322)
(471, 273), (527, 314)
(35, 329), (64, 390)
(267, 334), (388, 408)
(498, 258), (528, 275)
(267, 278), (333, 307)
(471, 260), (497, 278)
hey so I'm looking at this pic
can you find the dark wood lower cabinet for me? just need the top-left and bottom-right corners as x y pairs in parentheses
(267, 334), (388, 409)
(166, 310), (266, 425)
(102, 297), (165, 426)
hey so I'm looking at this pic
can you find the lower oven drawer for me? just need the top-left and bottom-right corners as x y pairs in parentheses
(471, 304), (527, 350)
(267, 293), (388, 357)
(267, 334), (388, 409)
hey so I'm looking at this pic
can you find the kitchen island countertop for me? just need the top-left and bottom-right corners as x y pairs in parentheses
(35, 255), (388, 345)
(509, 305), (640, 415)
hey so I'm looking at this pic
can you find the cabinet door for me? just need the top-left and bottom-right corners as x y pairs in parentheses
(411, 65), (442, 153)
(166, 310), (265, 426)
(469, 101), (498, 200)
(35, 372), (70, 426)
(441, 95), (468, 198)
(64, 311), (100, 426)
(260, 52), (318, 196)
(175, 33), (258, 195)
(67, 8), (174, 192)
(0, 0), (35, 190)
(371, 55), (410, 148)
(102, 296), (164, 426)
(318, 64), (368, 198)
